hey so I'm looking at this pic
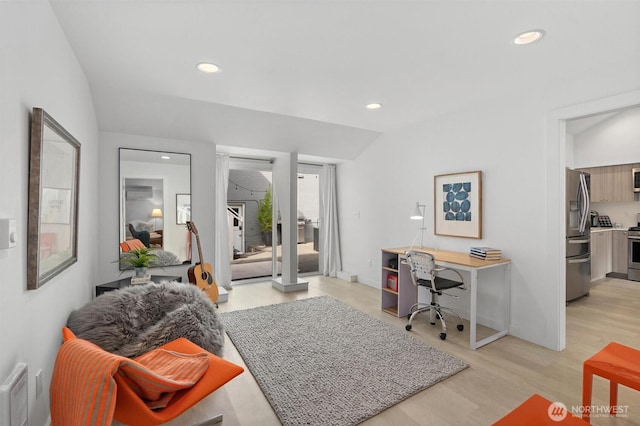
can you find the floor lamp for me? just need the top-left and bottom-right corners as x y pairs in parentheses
(410, 202), (426, 248)
(151, 208), (163, 230)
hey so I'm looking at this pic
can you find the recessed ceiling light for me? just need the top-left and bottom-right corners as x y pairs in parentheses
(366, 103), (382, 110)
(197, 62), (221, 73)
(514, 30), (545, 45)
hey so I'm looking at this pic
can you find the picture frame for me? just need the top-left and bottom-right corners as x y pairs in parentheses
(27, 108), (81, 290)
(176, 193), (191, 225)
(434, 171), (482, 239)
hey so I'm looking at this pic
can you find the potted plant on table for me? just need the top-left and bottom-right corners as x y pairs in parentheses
(117, 247), (158, 277)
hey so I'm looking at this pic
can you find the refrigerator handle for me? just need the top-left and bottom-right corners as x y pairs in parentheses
(578, 173), (590, 234)
(568, 239), (590, 244)
(583, 173), (590, 220)
(568, 255), (590, 264)
(576, 175), (584, 233)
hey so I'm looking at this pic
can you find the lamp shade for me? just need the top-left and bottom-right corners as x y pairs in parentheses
(410, 202), (424, 220)
(151, 208), (163, 218)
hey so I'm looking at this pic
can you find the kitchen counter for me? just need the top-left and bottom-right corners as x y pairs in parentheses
(591, 228), (628, 233)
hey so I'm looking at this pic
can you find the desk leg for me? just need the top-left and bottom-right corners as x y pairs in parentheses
(504, 263), (511, 339)
(471, 263), (510, 350)
(470, 269), (478, 350)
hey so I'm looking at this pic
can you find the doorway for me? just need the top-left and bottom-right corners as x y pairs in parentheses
(227, 202), (245, 256)
(227, 163), (279, 282)
(297, 167), (321, 276)
(549, 90), (640, 351)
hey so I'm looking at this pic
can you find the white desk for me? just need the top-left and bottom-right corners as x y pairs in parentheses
(381, 247), (511, 350)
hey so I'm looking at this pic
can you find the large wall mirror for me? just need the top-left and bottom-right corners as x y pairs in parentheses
(119, 148), (191, 270)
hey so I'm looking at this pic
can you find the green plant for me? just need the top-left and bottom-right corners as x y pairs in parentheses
(116, 247), (158, 269)
(257, 186), (273, 232)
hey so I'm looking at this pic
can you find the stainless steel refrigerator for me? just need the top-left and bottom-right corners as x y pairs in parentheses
(566, 168), (591, 302)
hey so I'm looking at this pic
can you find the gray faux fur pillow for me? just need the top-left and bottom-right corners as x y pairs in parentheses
(66, 281), (224, 358)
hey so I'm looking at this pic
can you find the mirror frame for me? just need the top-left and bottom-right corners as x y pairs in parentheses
(118, 148), (192, 270)
(27, 108), (81, 290)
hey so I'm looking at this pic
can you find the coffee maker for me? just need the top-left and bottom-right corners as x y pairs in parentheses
(590, 210), (599, 227)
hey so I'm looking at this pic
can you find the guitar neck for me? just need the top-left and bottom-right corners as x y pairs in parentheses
(194, 233), (206, 265)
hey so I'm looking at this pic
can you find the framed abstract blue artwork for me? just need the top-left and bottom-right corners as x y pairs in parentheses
(434, 171), (482, 239)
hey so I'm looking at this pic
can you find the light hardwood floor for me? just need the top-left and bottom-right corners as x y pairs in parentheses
(159, 276), (640, 426)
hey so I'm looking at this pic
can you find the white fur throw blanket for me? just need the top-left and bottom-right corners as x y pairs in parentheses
(66, 281), (224, 358)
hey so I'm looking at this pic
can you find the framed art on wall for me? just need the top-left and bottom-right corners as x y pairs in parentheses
(27, 108), (81, 290)
(434, 170), (482, 239)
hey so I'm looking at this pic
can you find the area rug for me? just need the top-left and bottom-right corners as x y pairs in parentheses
(221, 296), (468, 426)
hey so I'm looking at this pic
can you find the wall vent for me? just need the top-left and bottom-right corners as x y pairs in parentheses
(0, 363), (28, 426)
(126, 185), (153, 200)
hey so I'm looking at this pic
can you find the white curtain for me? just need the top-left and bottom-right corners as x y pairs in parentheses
(214, 154), (232, 289)
(320, 164), (342, 277)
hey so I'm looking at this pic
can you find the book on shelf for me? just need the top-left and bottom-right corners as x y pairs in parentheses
(469, 250), (502, 257)
(131, 274), (151, 284)
(470, 253), (502, 260)
(470, 246), (501, 254)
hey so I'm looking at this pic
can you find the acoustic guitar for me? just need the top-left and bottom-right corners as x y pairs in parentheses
(186, 221), (219, 305)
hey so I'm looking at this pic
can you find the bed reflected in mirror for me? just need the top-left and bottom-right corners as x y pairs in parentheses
(119, 148), (191, 270)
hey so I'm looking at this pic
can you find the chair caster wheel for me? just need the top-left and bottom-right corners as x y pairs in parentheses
(439, 333), (447, 340)
(406, 324), (413, 331)
(457, 324), (464, 331)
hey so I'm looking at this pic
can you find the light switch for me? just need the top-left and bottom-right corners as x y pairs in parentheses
(0, 219), (16, 249)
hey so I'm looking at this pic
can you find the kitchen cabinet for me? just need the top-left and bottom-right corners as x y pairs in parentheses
(585, 167), (607, 202)
(610, 164), (635, 202)
(591, 230), (612, 281)
(612, 229), (629, 274)
(580, 164), (634, 203)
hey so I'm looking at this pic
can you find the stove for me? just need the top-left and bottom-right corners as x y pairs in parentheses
(628, 227), (640, 281)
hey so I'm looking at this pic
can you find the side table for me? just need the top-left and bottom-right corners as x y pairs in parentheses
(96, 275), (182, 297)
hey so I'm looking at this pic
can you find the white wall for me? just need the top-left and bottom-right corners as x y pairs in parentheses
(573, 107), (640, 168)
(0, 3), (98, 424)
(338, 85), (640, 350)
(338, 96), (552, 347)
(97, 132), (216, 284)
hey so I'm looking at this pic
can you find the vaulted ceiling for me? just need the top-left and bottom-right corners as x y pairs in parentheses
(49, 1), (640, 161)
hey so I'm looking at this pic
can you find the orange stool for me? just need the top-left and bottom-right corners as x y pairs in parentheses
(582, 342), (640, 421)
(493, 394), (588, 425)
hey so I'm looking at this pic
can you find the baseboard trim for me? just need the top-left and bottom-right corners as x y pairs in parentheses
(337, 271), (357, 282)
(217, 286), (228, 303)
(271, 278), (309, 292)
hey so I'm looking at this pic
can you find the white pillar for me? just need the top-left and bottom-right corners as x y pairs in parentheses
(271, 152), (308, 292)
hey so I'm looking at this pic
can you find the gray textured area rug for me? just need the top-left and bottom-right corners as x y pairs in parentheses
(221, 296), (468, 426)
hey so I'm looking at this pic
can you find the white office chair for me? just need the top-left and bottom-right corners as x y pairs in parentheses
(404, 250), (466, 340)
